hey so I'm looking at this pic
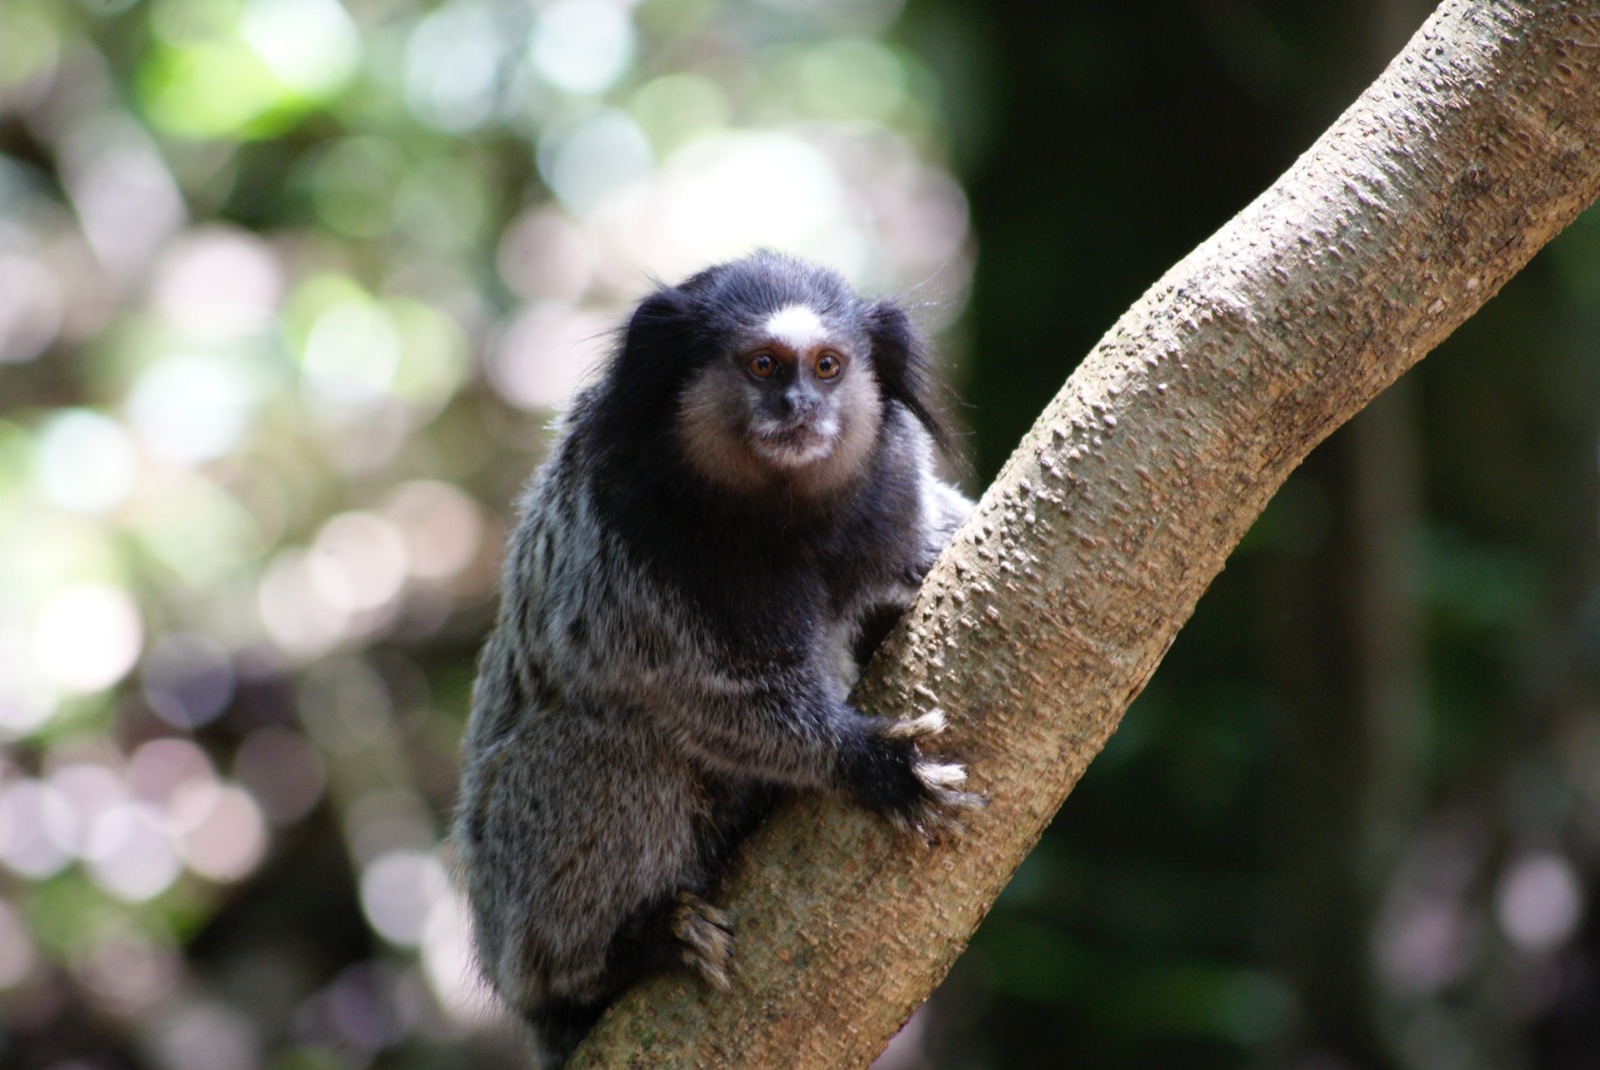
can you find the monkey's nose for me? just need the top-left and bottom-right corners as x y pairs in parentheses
(780, 388), (820, 419)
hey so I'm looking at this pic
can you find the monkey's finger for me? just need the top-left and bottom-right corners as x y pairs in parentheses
(880, 709), (947, 741)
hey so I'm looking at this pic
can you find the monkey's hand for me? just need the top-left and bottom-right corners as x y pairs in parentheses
(842, 710), (984, 841)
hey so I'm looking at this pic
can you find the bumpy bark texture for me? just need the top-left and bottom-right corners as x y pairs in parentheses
(577, 3), (1600, 1066)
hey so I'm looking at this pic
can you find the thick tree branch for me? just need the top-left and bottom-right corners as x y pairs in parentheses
(577, 3), (1600, 1066)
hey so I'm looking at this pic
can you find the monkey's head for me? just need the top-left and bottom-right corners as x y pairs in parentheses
(598, 251), (946, 501)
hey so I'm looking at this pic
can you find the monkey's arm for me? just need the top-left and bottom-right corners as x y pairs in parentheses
(663, 664), (978, 835)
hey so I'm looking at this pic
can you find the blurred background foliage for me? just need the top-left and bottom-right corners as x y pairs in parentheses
(0, 1), (1597, 1069)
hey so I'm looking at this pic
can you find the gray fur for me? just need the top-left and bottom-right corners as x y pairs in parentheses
(453, 253), (977, 1067)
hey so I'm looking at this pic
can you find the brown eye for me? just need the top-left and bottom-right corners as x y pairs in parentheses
(814, 352), (843, 380)
(748, 352), (779, 379)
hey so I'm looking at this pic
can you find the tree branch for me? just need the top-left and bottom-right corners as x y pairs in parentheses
(577, 3), (1600, 1065)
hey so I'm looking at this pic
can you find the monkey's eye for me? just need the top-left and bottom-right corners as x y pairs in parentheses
(814, 352), (843, 380)
(748, 352), (779, 379)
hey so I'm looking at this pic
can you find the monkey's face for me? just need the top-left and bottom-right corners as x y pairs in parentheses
(675, 302), (883, 498)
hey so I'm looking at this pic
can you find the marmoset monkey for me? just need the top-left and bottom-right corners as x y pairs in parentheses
(455, 250), (979, 1066)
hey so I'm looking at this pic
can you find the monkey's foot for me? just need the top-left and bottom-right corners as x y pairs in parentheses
(672, 891), (734, 992)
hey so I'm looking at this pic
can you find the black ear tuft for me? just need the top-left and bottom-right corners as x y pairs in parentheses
(865, 299), (951, 455)
(617, 285), (700, 385)
(619, 286), (696, 369)
(591, 283), (701, 445)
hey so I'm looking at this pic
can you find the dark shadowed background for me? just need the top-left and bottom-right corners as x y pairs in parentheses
(1, 1), (1598, 1068)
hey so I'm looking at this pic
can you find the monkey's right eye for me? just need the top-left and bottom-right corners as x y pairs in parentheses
(748, 353), (779, 379)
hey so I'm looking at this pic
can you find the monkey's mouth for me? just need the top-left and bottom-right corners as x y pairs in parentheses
(749, 420), (836, 468)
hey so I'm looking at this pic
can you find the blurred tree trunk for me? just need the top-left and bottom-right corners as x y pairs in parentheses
(1262, 0), (1435, 1062)
(1262, 377), (1429, 1066)
(578, 4), (1600, 1067)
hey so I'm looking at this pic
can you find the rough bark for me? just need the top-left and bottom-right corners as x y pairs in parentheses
(576, 3), (1600, 1066)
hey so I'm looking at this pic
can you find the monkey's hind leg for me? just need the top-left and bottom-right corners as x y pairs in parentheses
(532, 891), (735, 1065)
(527, 999), (607, 1069)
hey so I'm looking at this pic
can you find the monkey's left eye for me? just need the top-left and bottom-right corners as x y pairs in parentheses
(814, 352), (843, 380)
(748, 353), (779, 379)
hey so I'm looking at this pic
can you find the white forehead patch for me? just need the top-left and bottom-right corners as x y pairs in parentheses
(763, 304), (829, 351)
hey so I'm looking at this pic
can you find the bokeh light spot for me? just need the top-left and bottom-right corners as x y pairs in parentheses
(384, 299), (471, 410)
(404, 1), (517, 133)
(490, 304), (610, 410)
(84, 801), (183, 902)
(169, 781), (269, 882)
(34, 583), (143, 694)
(0, 779), (77, 879)
(0, 598), (59, 737)
(259, 549), (351, 659)
(64, 117), (188, 280)
(139, 38), (293, 140)
(240, 0), (360, 97)
(300, 298), (403, 410)
(296, 660), (395, 755)
(359, 849), (451, 947)
(125, 353), (260, 464)
(297, 961), (411, 1055)
(152, 999), (260, 1070)
(497, 207), (598, 303)
(422, 890), (488, 1019)
(385, 481), (485, 580)
(49, 761), (128, 857)
(591, 130), (856, 281)
(537, 107), (653, 216)
(140, 632), (237, 730)
(309, 512), (409, 614)
(1497, 853), (1583, 951)
(35, 409), (138, 515)
(129, 737), (214, 809)
(149, 227), (285, 337)
(234, 727), (327, 826)
(530, 0), (635, 95)
(78, 931), (182, 1016)
(0, 255), (65, 364)
(126, 473), (266, 588)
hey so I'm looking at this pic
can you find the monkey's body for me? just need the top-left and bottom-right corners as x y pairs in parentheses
(455, 252), (975, 1065)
